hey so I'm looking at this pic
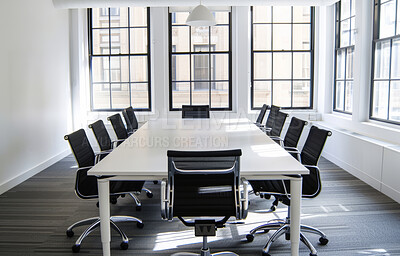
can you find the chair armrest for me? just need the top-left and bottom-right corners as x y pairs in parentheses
(239, 178), (249, 219)
(94, 151), (110, 163)
(160, 178), (170, 220)
(111, 139), (125, 148)
(303, 165), (320, 172)
(284, 147), (301, 161)
(269, 136), (283, 146)
(260, 127), (272, 133)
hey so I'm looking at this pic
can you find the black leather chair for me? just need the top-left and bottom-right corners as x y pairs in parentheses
(88, 120), (123, 151)
(182, 105), (210, 118)
(261, 105), (281, 132)
(161, 150), (248, 256)
(247, 126), (332, 256)
(108, 113), (129, 141)
(255, 104), (269, 127)
(266, 111), (288, 137)
(64, 129), (144, 252)
(122, 106), (139, 134)
(270, 117), (308, 149)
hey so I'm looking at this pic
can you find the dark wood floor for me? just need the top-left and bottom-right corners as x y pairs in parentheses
(1, 155), (400, 256)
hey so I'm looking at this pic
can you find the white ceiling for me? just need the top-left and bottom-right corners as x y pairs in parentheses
(53, 0), (339, 9)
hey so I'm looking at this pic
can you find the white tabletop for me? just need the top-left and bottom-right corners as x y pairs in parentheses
(88, 118), (308, 178)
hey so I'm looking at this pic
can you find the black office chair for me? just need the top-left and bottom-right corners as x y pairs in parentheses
(247, 126), (332, 256)
(108, 113), (129, 141)
(122, 106), (139, 134)
(261, 105), (281, 132)
(161, 149), (249, 256)
(270, 117), (308, 149)
(265, 111), (288, 137)
(64, 129), (144, 252)
(255, 104), (269, 127)
(182, 105), (210, 118)
(88, 120), (124, 151)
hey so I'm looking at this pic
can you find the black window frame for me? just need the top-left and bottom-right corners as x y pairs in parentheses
(88, 7), (152, 112)
(250, 6), (315, 110)
(333, 0), (355, 114)
(168, 11), (233, 111)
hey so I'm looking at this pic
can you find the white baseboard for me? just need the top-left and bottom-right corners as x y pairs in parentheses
(0, 150), (70, 195)
(381, 182), (400, 204)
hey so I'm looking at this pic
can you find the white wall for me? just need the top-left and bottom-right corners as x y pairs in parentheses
(0, 0), (72, 194)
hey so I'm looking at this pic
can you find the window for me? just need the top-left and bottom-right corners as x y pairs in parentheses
(89, 7), (151, 111)
(251, 6), (314, 109)
(169, 11), (232, 110)
(371, 0), (400, 123)
(334, 0), (355, 114)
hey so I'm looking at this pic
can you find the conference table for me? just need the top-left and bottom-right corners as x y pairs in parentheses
(88, 117), (309, 256)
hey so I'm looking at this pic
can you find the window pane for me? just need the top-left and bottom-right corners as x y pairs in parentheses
(398, 1), (400, 35)
(374, 40), (391, 79)
(111, 83), (130, 109)
(341, 0), (351, 19)
(192, 54), (209, 81)
(92, 57), (109, 82)
(191, 27), (209, 52)
(192, 82), (209, 105)
(372, 81), (389, 119)
(351, 0), (356, 16)
(130, 28), (147, 54)
(130, 56), (148, 82)
(273, 81), (292, 107)
(293, 7), (310, 23)
(293, 24), (310, 50)
(92, 29), (110, 55)
(211, 82), (229, 108)
(172, 13), (189, 25)
(254, 53), (272, 80)
(335, 81), (345, 111)
(253, 24), (271, 50)
(273, 24), (291, 51)
(214, 12), (229, 24)
(110, 28), (129, 54)
(346, 48), (354, 79)
(391, 38), (400, 79)
(293, 81), (310, 107)
(350, 17), (356, 46)
(92, 9), (109, 28)
(380, 1), (396, 38)
(389, 81), (400, 121)
(129, 7), (147, 27)
(253, 81), (271, 107)
(345, 81), (353, 112)
(293, 52), (310, 79)
(253, 6), (271, 23)
(131, 83), (149, 108)
(172, 26), (190, 53)
(273, 6), (292, 23)
(336, 49), (346, 79)
(110, 56), (129, 82)
(273, 53), (292, 79)
(93, 84), (110, 109)
(211, 54), (229, 81)
(110, 8), (128, 28)
(172, 55), (190, 81)
(340, 19), (350, 47)
(172, 82), (190, 108)
(211, 25), (229, 51)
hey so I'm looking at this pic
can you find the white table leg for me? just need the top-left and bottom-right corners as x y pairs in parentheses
(290, 176), (302, 256)
(98, 179), (111, 256)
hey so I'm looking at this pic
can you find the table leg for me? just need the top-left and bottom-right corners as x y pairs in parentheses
(290, 176), (302, 256)
(98, 179), (111, 256)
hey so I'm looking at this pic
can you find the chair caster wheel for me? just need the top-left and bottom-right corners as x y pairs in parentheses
(285, 233), (290, 240)
(319, 237), (329, 245)
(153, 180), (158, 184)
(111, 197), (117, 204)
(66, 230), (74, 237)
(146, 192), (153, 198)
(260, 194), (264, 198)
(136, 205), (142, 211)
(246, 234), (254, 242)
(120, 241), (129, 250)
(96, 202), (99, 208)
(262, 251), (271, 256)
(310, 254), (317, 256)
(72, 244), (80, 253)
(270, 205), (276, 211)
(137, 222), (144, 229)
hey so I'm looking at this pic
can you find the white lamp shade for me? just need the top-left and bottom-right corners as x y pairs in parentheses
(186, 4), (216, 26)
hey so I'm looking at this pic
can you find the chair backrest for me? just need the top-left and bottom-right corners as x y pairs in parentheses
(165, 150), (243, 220)
(265, 105), (281, 128)
(122, 106), (138, 133)
(283, 117), (308, 148)
(108, 113), (129, 140)
(88, 120), (112, 151)
(64, 129), (98, 198)
(269, 111), (288, 137)
(182, 105), (210, 118)
(255, 104), (269, 125)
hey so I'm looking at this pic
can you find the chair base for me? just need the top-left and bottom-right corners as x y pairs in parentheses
(66, 215), (143, 253)
(247, 217), (328, 256)
(170, 236), (239, 256)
